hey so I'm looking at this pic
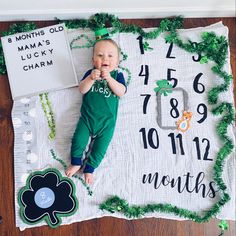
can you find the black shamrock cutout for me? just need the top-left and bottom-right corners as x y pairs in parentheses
(18, 168), (78, 228)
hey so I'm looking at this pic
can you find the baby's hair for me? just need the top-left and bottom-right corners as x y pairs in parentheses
(93, 39), (120, 58)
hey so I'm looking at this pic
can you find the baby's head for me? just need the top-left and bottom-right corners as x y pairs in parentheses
(92, 39), (120, 72)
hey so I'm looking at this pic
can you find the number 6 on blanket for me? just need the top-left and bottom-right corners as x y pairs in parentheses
(18, 169), (78, 228)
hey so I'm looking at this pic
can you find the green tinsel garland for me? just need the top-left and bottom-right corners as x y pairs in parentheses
(59, 13), (183, 39)
(39, 93), (56, 140)
(70, 33), (94, 49)
(0, 23), (37, 74)
(0, 14), (235, 228)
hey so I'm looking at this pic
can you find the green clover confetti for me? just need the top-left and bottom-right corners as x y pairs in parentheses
(218, 220), (229, 236)
(218, 220), (229, 230)
(154, 80), (173, 96)
(200, 55), (208, 64)
(143, 41), (153, 51)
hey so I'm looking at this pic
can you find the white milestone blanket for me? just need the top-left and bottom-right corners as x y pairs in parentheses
(12, 22), (236, 229)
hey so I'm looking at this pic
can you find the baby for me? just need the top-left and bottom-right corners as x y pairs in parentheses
(66, 38), (126, 184)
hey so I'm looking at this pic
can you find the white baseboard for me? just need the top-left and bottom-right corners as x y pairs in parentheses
(0, 1), (235, 21)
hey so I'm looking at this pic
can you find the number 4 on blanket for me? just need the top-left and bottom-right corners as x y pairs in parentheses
(18, 169), (78, 228)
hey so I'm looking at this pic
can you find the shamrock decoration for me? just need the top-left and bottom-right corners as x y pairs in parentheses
(218, 220), (229, 236)
(218, 220), (229, 231)
(70, 34), (94, 49)
(143, 41), (153, 51)
(154, 79), (173, 96)
(18, 169), (78, 228)
(200, 55), (208, 64)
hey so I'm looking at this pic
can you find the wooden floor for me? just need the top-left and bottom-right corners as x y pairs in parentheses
(0, 17), (235, 236)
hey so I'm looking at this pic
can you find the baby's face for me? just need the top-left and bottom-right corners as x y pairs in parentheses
(92, 40), (119, 72)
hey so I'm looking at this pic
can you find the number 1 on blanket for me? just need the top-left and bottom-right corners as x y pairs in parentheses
(137, 36), (145, 54)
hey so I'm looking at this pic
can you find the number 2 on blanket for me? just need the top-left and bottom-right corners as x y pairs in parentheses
(166, 42), (176, 59)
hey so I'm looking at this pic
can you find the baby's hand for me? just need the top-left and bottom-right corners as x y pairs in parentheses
(91, 69), (101, 80)
(101, 67), (111, 81)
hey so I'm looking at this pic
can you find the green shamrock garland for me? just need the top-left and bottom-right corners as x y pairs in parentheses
(0, 22), (37, 74)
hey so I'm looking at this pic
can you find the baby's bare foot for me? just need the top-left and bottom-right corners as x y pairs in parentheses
(65, 165), (81, 177)
(84, 173), (93, 185)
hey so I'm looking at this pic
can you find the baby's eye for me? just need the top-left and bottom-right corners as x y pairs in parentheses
(97, 53), (103, 57)
(108, 54), (113, 58)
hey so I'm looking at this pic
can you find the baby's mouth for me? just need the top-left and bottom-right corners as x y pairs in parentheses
(102, 64), (109, 67)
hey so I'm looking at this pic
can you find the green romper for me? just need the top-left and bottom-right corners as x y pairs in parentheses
(71, 69), (126, 173)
